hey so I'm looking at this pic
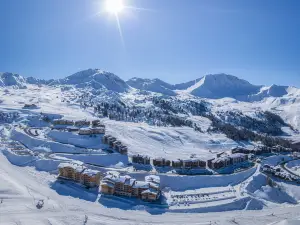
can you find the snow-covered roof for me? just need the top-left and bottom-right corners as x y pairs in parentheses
(101, 181), (115, 188)
(79, 127), (91, 131)
(172, 159), (182, 163)
(58, 163), (85, 172)
(145, 175), (160, 184)
(141, 188), (159, 195)
(82, 169), (100, 176)
(230, 153), (246, 159)
(133, 181), (149, 189)
(212, 156), (231, 163)
(124, 178), (136, 186)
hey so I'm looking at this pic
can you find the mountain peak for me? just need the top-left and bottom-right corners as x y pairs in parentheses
(188, 73), (261, 99)
(61, 69), (129, 92)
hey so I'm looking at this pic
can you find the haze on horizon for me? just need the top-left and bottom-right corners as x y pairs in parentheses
(0, 0), (299, 87)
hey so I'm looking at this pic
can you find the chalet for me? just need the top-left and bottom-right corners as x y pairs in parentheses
(153, 157), (171, 167)
(132, 154), (151, 165)
(102, 134), (112, 144)
(75, 120), (90, 127)
(53, 119), (74, 126)
(172, 159), (183, 168)
(229, 153), (248, 164)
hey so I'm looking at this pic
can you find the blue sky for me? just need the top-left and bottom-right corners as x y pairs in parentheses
(0, 0), (299, 86)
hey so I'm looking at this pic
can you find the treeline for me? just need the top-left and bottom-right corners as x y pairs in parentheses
(206, 113), (292, 148)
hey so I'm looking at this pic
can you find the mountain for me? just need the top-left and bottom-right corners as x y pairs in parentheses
(126, 77), (203, 95)
(0, 72), (27, 89)
(187, 74), (262, 99)
(173, 78), (203, 90)
(126, 77), (176, 96)
(26, 76), (57, 85)
(58, 69), (130, 92)
(0, 70), (298, 102)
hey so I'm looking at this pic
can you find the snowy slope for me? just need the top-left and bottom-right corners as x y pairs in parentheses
(0, 72), (27, 89)
(127, 77), (176, 95)
(59, 69), (130, 92)
(186, 74), (261, 99)
(0, 82), (300, 224)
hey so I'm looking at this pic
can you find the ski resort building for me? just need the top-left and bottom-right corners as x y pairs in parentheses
(209, 156), (231, 169)
(75, 120), (90, 127)
(131, 154), (151, 165)
(172, 159), (183, 168)
(53, 119), (74, 126)
(102, 134), (112, 144)
(153, 157), (171, 167)
(58, 163), (85, 180)
(107, 137), (117, 147)
(231, 147), (252, 154)
(92, 120), (105, 128)
(78, 127), (105, 135)
(115, 145), (128, 155)
(229, 153), (248, 164)
(23, 103), (38, 109)
(100, 173), (160, 202)
(58, 163), (102, 188)
(81, 169), (102, 188)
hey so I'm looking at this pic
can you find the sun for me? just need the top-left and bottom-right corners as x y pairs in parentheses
(105, 0), (124, 14)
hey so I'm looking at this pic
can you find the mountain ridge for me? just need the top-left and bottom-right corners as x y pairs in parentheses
(0, 69), (298, 101)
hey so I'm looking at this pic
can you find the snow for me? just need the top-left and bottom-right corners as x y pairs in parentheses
(0, 72), (300, 224)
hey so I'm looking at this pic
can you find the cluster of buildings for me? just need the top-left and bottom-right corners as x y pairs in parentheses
(23, 103), (38, 109)
(131, 153), (248, 170)
(231, 145), (293, 155)
(261, 164), (299, 182)
(52, 119), (106, 135)
(132, 154), (151, 165)
(100, 173), (161, 202)
(207, 153), (248, 170)
(58, 162), (102, 188)
(102, 134), (128, 155)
